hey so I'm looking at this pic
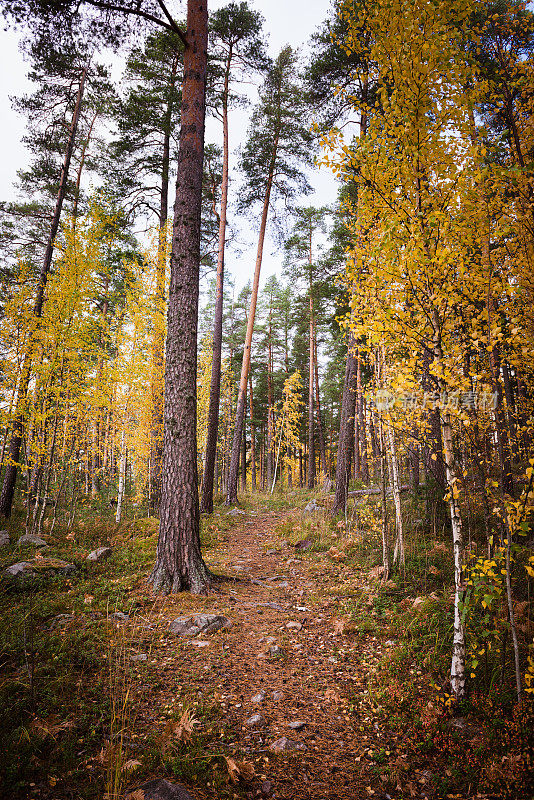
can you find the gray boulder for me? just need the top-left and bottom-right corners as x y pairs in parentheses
(4, 561), (35, 577)
(0, 532), (10, 547)
(86, 546), (112, 563)
(3, 558), (75, 580)
(18, 534), (47, 547)
(169, 614), (232, 637)
(125, 779), (195, 800)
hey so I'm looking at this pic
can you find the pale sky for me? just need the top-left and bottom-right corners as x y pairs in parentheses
(0, 0), (340, 293)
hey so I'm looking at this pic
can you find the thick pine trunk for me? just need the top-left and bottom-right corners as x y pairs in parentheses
(149, 1), (211, 594)
(200, 48), (231, 514)
(0, 67), (87, 519)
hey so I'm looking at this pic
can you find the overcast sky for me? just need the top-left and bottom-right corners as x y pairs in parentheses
(0, 0), (340, 293)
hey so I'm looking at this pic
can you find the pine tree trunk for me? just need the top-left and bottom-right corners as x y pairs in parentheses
(148, 1), (211, 594)
(249, 374), (256, 491)
(200, 46), (231, 514)
(241, 386), (247, 493)
(0, 67), (87, 519)
(307, 281), (315, 489)
(225, 160), (276, 504)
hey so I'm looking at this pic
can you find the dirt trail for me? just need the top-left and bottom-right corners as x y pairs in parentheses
(140, 508), (389, 800)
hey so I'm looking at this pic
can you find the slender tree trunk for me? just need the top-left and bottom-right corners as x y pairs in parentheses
(308, 275), (315, 489)
(115, 426), (126, 524)
(331, 342), (357, 516)
(378, 417), (389, 580)
(249, 373), (256, 491)
(386, 422), (404, 567)
(200, 46), (231, 514)
(432, 316), (465, 699)
(266, 310), (273, 489)
(225, 155), (277, 504)
(357, 355), (369, 484)
(0, 67), (87, 519)
(149, 1), (211, 593)
(150, 49), (179, 515)
(241, 386), (247, 493)
(314, 340), (328, 479)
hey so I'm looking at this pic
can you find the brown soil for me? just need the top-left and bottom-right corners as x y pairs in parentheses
(128, 508), (392, 800)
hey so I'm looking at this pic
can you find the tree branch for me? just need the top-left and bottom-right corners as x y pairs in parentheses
(82, 0), (187, 45)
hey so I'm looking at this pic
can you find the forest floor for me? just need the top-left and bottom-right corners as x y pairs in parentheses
(1, 491), (533, 800)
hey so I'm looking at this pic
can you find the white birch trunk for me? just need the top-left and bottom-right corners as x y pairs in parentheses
(441, 408), (466, 699)
(115, 427), (126, 525)
(385, 422), (404, 567)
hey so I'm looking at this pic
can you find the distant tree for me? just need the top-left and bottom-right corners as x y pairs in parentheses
(200, 1), (267, 514)
(225, 46), (312, 505)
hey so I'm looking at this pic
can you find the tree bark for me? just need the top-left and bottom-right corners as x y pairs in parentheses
(314, 339), (328, 479)
(0, 66), (87, 519)
(331, 341), (357, 516)
(248, 373), (256, 490)
(150, 47), (180, 515)
(148, 0), (211, 594)
(225, 160), (276, 504)
(200, 44), (231, 514)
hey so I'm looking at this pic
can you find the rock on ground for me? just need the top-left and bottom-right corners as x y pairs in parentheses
(303, 499), (321, 515)
(86, 546), (112, 562)
(244, 713), (265, 728)
(17, 534), (47, 547)
(269, 736), (306, 753)
(125, 778), (195, 800)
(0, 532), (10, 547)
(168, 614), (233, 637)
(3, 558), (75, 580)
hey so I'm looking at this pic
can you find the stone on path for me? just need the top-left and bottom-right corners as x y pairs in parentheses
(168, 614), (232, 637)
(269, 736), (306, 753)
(272, 690), (284, 701)
(18, 534), (47, 547)
(86, 546), (112, 562)
(0, 531), (10, 547)
(125, 778), (195, 800)
(226, 507), (246, 516)
(288, 720), (306, 730)
(286, 621), (302, 631)
(251, 691), (266, 704)
(244, 713), (265, 728)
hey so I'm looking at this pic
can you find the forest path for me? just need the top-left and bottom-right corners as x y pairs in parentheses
(138, 506), (392, 800)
